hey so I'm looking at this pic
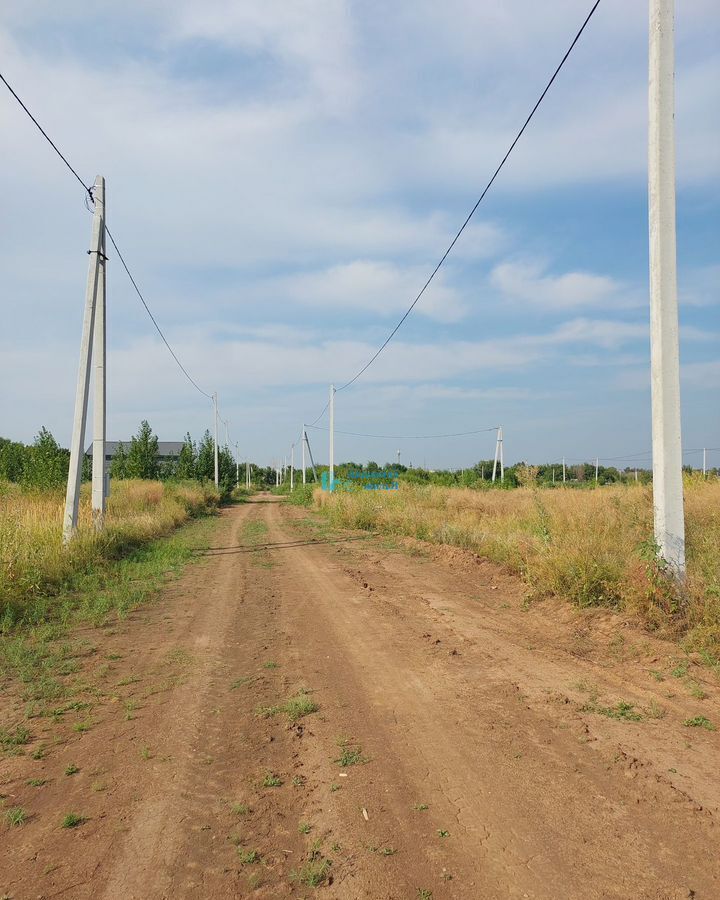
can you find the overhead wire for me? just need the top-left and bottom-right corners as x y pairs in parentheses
(331, 0), (603, 395)
(0, 69), (214, 403)
(306, 424), (499, 440)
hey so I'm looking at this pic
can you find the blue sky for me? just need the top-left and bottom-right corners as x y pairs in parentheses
(0, 0), (717, 470)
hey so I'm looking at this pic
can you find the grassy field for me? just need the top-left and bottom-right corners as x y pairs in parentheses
(0, 479), (218, 632)
(316, 478), (720, 659)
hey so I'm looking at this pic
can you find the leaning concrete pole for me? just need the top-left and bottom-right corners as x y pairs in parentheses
(649, 0), (685, 576)
(91, 177), (107, 530)
(63, 175), (105, 544)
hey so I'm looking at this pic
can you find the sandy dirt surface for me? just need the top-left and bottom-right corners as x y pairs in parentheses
(1, 495), (718, 899)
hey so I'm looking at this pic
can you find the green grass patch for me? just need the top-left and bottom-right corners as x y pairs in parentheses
(5, 806), (26, 827)
(61, 812), (85, 828)
(335, 746), (368, 767)
(258, 690), (319, 723)
(683, 715), (715, 731)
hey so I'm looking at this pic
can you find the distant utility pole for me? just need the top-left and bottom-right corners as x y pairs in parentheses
(329, 384), (335, 491)
(246, 460), (250, 489)
(562, 457), (567, 484)
(290, 442), (295, 491)
(648, 0), (685, 576)
(213, 393), (219, 489)
(491, 426), (504, 483)
(305, 430), (319, 483)
(63, 175), (107, 544)
(302, 425), (307, 485)
(702, 448), (707, 478)
(397, 449), (401, 467)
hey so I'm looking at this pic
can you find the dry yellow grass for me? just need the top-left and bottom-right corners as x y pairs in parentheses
(316, 478), (720, 657)
(0, 479), (217, 629)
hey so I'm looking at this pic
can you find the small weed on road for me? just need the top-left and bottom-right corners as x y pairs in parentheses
(683, 716), (715, 731)
(5, 807), (26, 827)
(61, 812), (85, 828)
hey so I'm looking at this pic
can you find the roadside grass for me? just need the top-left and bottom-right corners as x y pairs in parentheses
(0, 479), (218, 632)
(316, 479), (720, 657)
(0, 493), (217, 699)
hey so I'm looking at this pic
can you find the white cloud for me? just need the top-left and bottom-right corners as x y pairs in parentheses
(489, 259), (633, 311)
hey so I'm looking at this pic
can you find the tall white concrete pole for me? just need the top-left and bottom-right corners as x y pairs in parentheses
(246, 460), (250, 489)
(649, 0), (685, 576)
(329, 384), (335, 491)
(290, 443), (295, 490)
(702, 448), (706, 478)
(213, 393), (219, 488)
(91, 177), (107, 530)
(63, 175), (104, 544)
(302, 426), (306, 485)
(562, 457), (567, 484)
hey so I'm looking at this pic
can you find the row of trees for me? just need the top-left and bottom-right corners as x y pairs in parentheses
(0, 422), (286, 494)
(3, 425), (714, 494)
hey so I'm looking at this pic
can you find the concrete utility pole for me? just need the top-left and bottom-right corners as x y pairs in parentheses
(63, 175), (106, 544)
(649, 0), (685, 576)
(91, 178), (107, 530)
(702, 448), (707, 478)
(213, 393), (219, 488)
(329, 384), (335, 491)
(397, 449), (401, 467)
(492, 426), (504, 483)
(302, 425), (306, 485)
(246, 460), (250, 489)
(562, 457), (567, 484)
(290, 443), (295, 491)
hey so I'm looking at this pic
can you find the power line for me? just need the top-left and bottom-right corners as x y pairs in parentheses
(0, 69), (213, 403)
(332, 0), (602, 395)
(104, 228), (213, 400)
(306, 424), (498, 440)
(0, 71), (92, 197)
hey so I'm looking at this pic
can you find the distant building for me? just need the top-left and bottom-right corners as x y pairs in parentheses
(84, 441), (185, 473)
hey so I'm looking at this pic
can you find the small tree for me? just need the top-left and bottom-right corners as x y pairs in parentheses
(126, 420), (159, 479)
(22, 428), (69, 490)
(110, 441), (128, 479)
(176, 433), (196, 480)
(0, 437), (28, 483)
(196, 430), (215, 481)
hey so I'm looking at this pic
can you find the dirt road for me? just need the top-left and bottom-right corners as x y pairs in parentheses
(2, 496), (718, 899)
